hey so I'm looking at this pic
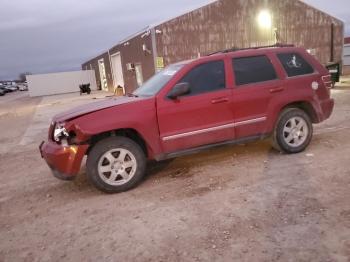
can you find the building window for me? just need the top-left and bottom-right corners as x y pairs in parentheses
(178, 60), (226, 96)
(233, 55), (277, 86)
(277, 53), (314, 77)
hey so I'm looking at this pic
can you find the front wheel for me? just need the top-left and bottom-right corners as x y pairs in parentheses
(86, 136), (146, 193)
(272, 108), (313, 154)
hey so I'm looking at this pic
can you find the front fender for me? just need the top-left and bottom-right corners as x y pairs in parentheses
(65, 99), (163, 159)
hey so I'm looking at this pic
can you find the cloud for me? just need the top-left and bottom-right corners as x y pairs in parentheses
(0, 0), (213, 79)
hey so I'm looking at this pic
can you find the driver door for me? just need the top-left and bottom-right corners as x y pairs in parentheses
(156, 59), (234, 153)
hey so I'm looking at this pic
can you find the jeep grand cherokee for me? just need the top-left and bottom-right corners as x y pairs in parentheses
(40, 46), (334, 193)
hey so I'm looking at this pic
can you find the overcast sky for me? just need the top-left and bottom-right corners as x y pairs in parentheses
(0, 0), (349, 80)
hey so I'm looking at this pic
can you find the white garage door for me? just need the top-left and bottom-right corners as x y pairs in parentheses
(111, 52), (125, 93)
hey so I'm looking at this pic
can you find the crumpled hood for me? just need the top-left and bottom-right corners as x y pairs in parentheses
(53, 96), (143, 122)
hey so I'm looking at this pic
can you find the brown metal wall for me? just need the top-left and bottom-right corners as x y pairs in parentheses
(81, 52), (113, 92)
(155, 0), (343, 67)
(108, 32), (155, 94)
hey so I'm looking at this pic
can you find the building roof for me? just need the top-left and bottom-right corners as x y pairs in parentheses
(116, 0), (218, 46)
(345, 37), (350, 45)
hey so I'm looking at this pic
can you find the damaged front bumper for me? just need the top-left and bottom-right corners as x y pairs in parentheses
(39, 140), (88, 180)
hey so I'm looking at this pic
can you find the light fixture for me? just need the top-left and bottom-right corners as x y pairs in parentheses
(141, 30), (151, 38)
(257, 10), (272, 29)
(142, 44), (152, 54)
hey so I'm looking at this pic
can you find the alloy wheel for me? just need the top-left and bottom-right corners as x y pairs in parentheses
(282, 116), (309, 147)
(97, 148), (137, 186)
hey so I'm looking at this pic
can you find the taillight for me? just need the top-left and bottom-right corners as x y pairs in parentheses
(322, 75), (332, 89)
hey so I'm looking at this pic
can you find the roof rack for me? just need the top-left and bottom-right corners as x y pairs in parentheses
(208, 43), (295, 56)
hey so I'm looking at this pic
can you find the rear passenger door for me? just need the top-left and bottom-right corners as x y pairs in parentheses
(230, 54), (283, 139)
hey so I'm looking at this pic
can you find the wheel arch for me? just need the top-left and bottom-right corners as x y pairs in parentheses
(265, 100), (319, 135)
(280, 101), (319, 123)
(86, 128), (152, 158)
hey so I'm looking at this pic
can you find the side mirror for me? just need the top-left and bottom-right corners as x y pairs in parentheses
(167, 82), (190, 99)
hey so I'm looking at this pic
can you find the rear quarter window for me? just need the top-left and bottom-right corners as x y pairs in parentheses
(277, 53), (314, 77)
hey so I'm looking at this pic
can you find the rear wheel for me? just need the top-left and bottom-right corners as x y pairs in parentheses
(272, 108), (313, 154)
(86, 136), (146, 193)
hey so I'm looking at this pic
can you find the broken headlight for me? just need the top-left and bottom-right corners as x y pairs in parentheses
(53, 123), (69, 143)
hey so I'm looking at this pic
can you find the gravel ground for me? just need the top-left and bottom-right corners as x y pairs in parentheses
(0, 84), (349, 262)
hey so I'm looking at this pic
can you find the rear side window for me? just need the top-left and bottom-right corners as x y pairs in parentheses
(233, 56), (277, 86)
(179, 60), (226, 96)
(277, 53), (314, 77)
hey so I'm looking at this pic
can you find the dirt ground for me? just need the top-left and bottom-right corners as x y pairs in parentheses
(0, 82), (350, 262)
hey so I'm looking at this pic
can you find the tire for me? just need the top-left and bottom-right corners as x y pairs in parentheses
(86, 136), (147, 193)
(272, 108), (313, 154)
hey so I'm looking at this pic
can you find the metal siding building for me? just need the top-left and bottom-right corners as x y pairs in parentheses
(82, 0), (344, 94)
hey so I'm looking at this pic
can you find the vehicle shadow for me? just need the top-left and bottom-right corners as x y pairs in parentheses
(146, 159), (174, 177)
(41, 140), (275, 198)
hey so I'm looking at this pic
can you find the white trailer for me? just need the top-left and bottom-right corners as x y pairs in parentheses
(27, 70), (97, 97)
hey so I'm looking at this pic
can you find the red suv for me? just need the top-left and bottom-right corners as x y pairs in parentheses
(40, 46), (334, 193)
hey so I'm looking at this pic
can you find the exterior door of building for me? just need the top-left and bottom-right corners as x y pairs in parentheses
(98, 58), (108, 91)
(111, 52), (125, 93)
(135, 63), (143, 88)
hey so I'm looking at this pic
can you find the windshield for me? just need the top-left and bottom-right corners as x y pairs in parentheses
(133, 64), (184, 97)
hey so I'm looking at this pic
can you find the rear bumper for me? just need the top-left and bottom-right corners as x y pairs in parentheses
(319, 98), (334, 121)
(39, 140), (88, 180)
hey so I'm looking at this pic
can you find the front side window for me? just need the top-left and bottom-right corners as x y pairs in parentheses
(277, 53), (314, 77)
(178, 60), (226, 96)
(233, 55), (277, 86)
(133, 64), (184, 97)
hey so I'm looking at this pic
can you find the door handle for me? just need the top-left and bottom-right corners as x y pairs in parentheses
(269, 87), (284, 93)
(211, 97), (229, 104)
